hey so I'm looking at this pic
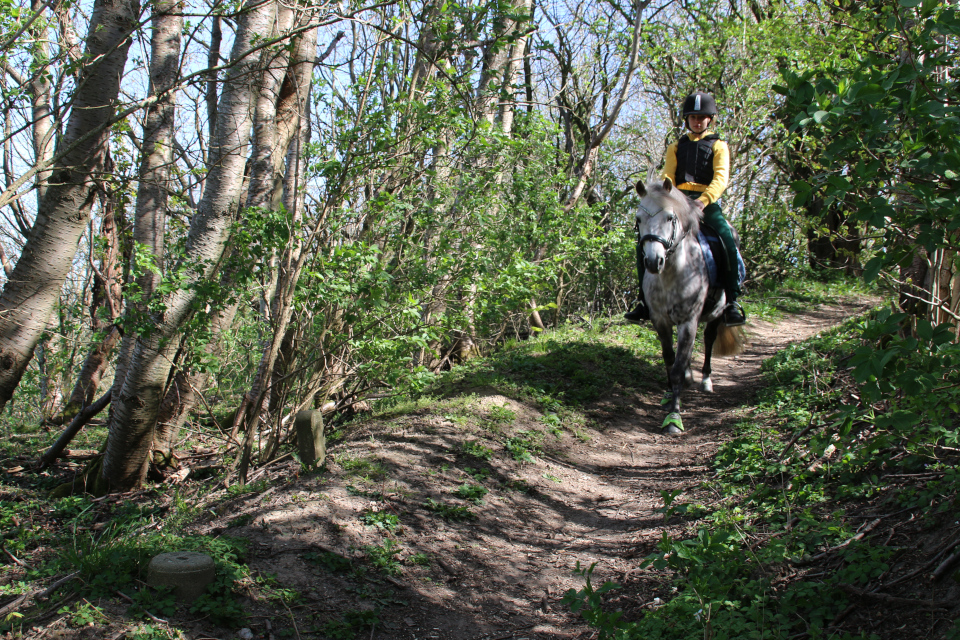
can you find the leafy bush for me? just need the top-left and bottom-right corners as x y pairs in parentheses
(364, 539), (403, 576)
(452, 483), (488, 504)
(360, 510), (400, 532)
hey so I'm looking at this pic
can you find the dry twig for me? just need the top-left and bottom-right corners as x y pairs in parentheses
(838, 584), (951, 610)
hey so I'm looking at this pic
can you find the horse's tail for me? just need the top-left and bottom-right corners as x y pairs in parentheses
(713, 324), (746, 357)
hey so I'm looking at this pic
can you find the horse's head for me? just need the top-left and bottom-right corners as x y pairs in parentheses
(635, 178), (699, 274)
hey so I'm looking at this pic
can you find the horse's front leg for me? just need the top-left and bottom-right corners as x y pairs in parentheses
(655, 324), (675, 387)
(653, 322), (677, 399)
(701, 318), (721, 393)
(667, 320), (698, 414)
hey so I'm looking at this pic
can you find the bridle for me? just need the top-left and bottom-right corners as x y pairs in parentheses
(635, 202), (688, 258)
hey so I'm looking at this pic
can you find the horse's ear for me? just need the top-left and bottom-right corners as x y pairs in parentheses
(662, 178), (672, 192)
(635, 180), (646, 197)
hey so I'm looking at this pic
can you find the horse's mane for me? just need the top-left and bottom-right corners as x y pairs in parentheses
(641, 179), (701, 235)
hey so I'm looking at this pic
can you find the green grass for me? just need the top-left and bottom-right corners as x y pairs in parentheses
(0, 277), (885, 640)
(746, 272), (881, 322)
(333, 454), (387, 481)
(321, 609), (379, 640)
(370, 318), (666, 424)
(304, 550), (354, 574)
(364, 539), (403, 576)
(504, 432), (539, 462)
(565, 304), (960, 639)
(423, 498), (477, 521)
(0, 473), (260, 636)
(459, 440), (493, 460)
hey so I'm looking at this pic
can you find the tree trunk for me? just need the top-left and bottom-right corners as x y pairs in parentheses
(234, 20), (319, 478)
(48, 325), (121, 426)
(103, 0), (280, 491)
(30, 0), (55, 207)
(806, 206), (861, 273)
(0, 0), (139, 410)
(159, 18), (327, 457)
(49, 178), (124, 426)
(206, 16), (222, 146)
(112, 0), (181, 398)
(900, 249), (930, 319)
(152, 290), (241, 460)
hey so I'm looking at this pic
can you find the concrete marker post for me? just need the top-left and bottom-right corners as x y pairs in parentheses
(295, 409), (325, 468)
(147, 551), (216, 601)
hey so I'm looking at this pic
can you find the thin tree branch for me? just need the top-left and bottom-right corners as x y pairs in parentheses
(37, 391), (111, 469)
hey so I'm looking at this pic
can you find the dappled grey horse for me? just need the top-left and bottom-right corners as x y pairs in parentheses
(635, 178), (744, 434)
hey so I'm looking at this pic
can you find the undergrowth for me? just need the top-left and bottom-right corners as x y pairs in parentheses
(1, 494), (250, 635)
(565, 307), (960, 639)
(746, 271), (879, 323)
(0, 274), (886, 638)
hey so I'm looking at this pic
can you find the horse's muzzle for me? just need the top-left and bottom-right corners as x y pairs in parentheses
(645, 255), (665, 274)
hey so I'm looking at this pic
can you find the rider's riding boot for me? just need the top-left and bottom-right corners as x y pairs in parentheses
(626, 242), (649, 324)
(723, 296), (746, 327)
(624, 299), (650, 323)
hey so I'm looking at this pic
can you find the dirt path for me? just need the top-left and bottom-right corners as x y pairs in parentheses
(205, 300), (875, 640)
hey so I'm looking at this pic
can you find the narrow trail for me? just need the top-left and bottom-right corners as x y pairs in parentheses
(209, 299), (876, 640)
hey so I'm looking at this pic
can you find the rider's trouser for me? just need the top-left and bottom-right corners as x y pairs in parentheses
(700, 202), (741, 300)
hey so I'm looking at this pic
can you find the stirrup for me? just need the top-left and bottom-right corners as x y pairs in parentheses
(624, 302), (650, 324)
(723, 302), (746, 327)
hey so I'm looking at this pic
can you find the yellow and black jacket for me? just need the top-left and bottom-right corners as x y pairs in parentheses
(661, 130), (730, 206)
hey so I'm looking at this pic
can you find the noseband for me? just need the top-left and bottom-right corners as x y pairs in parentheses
(636, 203), (687, 258)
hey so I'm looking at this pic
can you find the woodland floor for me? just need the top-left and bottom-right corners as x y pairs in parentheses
(203, 298), (876, 639)
(2, 295), (910, 640)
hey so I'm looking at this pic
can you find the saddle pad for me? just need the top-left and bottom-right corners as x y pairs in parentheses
(697, 230), (721, 288)
(697, 229), (746, 290)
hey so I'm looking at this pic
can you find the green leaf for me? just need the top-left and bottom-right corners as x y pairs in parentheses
(876, 410), (919, 430)
(858, 84), (885, 102)
(792, 180), (812, 207)
(863, 256), (885, 283)
(898, 0), (921, 6)
(813, 110), (830, 124)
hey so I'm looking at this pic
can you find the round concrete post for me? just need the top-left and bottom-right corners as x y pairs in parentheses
(295, 409), (325, 467)
(147, 551), (216, 601)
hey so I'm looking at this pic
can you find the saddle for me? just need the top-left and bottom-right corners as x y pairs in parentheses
(696, 222), (746, 296)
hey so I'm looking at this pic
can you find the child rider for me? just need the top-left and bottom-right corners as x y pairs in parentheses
(624, 91), (746, 327)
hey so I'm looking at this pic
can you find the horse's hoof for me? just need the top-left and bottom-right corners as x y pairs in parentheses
(661, 412), (684, 434)
(660, 392), (679, 409)
(701, 378), (713, 393)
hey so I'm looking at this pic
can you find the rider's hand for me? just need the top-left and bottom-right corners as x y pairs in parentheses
(692, 199), (706, 211)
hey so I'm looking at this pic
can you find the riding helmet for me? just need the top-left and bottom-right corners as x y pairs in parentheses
(682, 92), (718, 118)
